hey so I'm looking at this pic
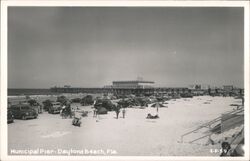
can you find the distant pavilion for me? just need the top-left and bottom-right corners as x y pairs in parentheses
(105, 80), (155, 95)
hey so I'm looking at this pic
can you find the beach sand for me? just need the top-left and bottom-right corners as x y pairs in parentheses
(8, 96), (242, 156)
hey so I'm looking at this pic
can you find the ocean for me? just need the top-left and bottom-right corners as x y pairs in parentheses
(8, 88), (53, 96)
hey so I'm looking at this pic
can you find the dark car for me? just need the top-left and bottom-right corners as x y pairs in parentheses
(180, 93), (193, 98)
(7, 109), (14, 123)
(48, 102), (62, 114)
(10, 104), (38, 120)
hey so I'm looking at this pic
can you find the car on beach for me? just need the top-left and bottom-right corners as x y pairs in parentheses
(48, 102), (62, 114)
(7, 109), (14, 123)
(10, 104), (38, 120)
(180, 93), (193, 98)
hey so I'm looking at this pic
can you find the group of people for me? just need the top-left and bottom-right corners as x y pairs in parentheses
(71, 105), (128, 126)
(114, 106), (126, 119)
(93, 107), (126, 119)
(59, 104), (82, 127)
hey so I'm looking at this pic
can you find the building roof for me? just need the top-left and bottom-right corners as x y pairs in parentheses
(112, 80), (154, 84)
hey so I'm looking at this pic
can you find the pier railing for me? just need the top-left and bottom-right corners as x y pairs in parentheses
(179, 106), (244, 144)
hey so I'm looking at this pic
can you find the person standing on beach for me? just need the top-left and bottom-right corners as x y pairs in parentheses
(156, 102), (159, 113)
(95, 109), (100, 122)
(114, 105), (121, 119)
(60, 105), (66, 115)
(122, 108), (126, 118)
(66, 103), (72, 118)
(93, 108), (97, 117)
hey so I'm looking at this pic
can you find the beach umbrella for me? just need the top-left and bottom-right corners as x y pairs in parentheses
(151, 102), (166, 107)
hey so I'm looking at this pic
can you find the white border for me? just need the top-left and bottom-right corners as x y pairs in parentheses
(1, 1), (249, 161)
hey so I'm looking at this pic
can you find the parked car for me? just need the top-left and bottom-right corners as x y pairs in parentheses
(48, 102), (62, 114)
(10, 104), (38, 120)
(7, 109), (14, 123)
(180, 93), (193, 98)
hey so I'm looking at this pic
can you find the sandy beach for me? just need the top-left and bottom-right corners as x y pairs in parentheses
(7, 96), (243, 156)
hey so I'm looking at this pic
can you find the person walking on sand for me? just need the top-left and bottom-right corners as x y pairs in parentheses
(156, 102), (159, 114)
(66, 103), (72, 118)
(60, 105), (66, 118)
(114, 105), (121, 119)
(96, 110), (100, 122)
(122, 108), (126, 118)
(93, 108), (97, 117)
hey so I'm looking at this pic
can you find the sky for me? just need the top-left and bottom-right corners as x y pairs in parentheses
(8, 7), (244, 88)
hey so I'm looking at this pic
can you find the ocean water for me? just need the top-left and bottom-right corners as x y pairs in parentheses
(8, 88), (52, 96)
